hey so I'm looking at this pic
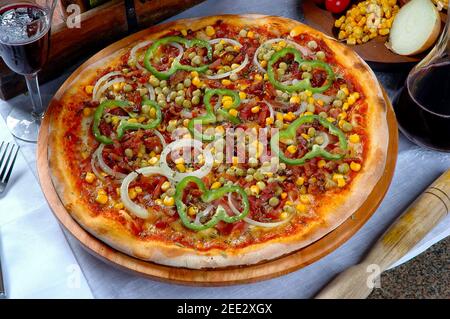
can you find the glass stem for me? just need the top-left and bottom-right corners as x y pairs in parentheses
(25, 73), (44, 119)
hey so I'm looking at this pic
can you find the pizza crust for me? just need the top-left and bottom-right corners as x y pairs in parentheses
(47, 15), (389, 269)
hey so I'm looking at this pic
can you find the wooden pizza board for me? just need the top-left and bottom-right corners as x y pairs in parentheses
(36, 16), (398, 286)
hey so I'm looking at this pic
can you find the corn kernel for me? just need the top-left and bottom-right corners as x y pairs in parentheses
(281, 192), (288, 199)
(260, 60), (268, 68)
(296, 177), (305, 186)
(97, 189), (106, 196)
(85, 172), (95, 183)
(296, 203), (307, 213)
(276, 112), (284, 122)
(114, 202), (124, 210)
(333, 174), (344, 181)
(264, 73), (269, 80)
(290, 96), (301, 104)
(254, 74), (262, 81)
(215, 125), (225, 135)
(85, 85), (94, 94)
(301, 133), (310, 140)
(280, 212), (289, 220)
(222, 99), (233, 109)
(190, 71), (199, 78)
(161, 181), (171, 192)
(266, 117), (274, 125)
(238, 91), (247, 99)
(349, 134), (360, 143)
(318, 159), (326, 168)
(308, 97), (315, 104)
(205, 26), (215, 37)
(176, 163), (186, 173)
(127, 118), (138, 123)
(174, 157), (185, 165)
(300, 194), (311, 204)
(149, 157), (158, 165)
(303, 111), (314, 116)
(163, 196), (175, 206)
(229, 109), (238, 117)
(211, 181), (222, 190)
(135, 186), (143, 194)
(111, 116), (120, 126)
(192, 76), (202, 87)
(222, 79), (231, 86)
(95, 194), (108, 205)
(83, 107), (92, 117)
(247, 31), (254, 38)
(128, 189), (137, 200)
(250, 185), (260, 195)
(287, 145), (297, 154)
(232, 156), (239, 166)
(251, 106), (260, 113)
(188, 206), (197, 216)
(350, 162), (361, 171)
(337, 178), (346, 187)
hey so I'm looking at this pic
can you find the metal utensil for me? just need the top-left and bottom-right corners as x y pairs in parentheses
(0, 141), (20, 298)
(0, 142), (19, 194)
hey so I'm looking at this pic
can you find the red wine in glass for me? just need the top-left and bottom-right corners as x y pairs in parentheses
(394, 62), (450, 152)
(0, 1), (55, 142)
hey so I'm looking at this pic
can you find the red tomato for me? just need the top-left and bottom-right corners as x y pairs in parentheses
(325, 0), (350, 14)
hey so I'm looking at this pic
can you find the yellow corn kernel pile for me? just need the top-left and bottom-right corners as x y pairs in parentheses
(335, 0), (400, 45)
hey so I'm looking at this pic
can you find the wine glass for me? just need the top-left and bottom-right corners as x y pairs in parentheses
(0, 0), (57, 142)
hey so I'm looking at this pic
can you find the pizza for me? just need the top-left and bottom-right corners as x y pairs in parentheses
(47, 15), (388, 269)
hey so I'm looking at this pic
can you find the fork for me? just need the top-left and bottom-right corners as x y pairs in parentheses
(0, 141), (19, 298)
(0, 142), (19, 194)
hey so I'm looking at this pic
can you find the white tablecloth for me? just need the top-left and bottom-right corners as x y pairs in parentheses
(0, 0), (449, 299)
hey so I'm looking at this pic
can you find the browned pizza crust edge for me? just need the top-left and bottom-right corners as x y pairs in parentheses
(48, 14), (388, 269)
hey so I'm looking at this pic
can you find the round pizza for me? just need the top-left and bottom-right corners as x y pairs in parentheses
(47, 15), (388, 269)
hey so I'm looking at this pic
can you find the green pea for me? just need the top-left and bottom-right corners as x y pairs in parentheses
(256, 181), (266, 191)
(193, 89), (201, 96)
(188, 52), (196, 60)
(333, 99), (343, 108)
(149, 76), (160, 87)
(142, 104), (151, 114)
(275, 119), (284, 128)
(166, 188), (176, 197)
(123, 84), (132, 92)
(239, 29), (247, 37)
(158, 100), (167, 108)
(176, 83), (184, 91)
(192, 55), (202, 65)
(338, 163), (350, 174)
(319, 111), (328, 118)
(157, 93), (165, 101)
(247, 168), (256, 175)
(269, 197), (280, 207)
(301, 64), (312, 72)
(283, 205), (295, 213)
(254, 171), (264, 181)
(183, 78), (192, 87)
(277, 68), (285, 76)
(337, 89), (346, 100)
(154, 87), (162, 95)
(182, 100), (192, 108)
(230, 73), (238, 81)
(226, 168), (235, 176)
(162, 87), (170, 95)
(342, 121), (353, 132)
(245, 175), (254, 182)
(217, 68), (225, 74)
(315, 135), (324, 145)
(279, 62), (288, 70)
(302, 72), (312, 79)
(307, 40), (318, 49)
(175, 96), (184, 105)
(177, 89), (185, 96)
(215, 43), (224, 51)
(122, 68), (129, 74)
(191, 95), (200, 105)
(316, 51), (326, 60)
(307, 127), (316, 136)
(124, 148), (133, 158)
(236, 168), (245, 176)
(169, 91), (177, 101)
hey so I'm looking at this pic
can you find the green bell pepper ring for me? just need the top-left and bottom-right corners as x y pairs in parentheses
(144, 36), (213, 80)
(93, 100), (131, 144)
(116, 100), (162, 139)
(271, 115), (348, 166)
(267, 47), (335, 93)
(188, 89), (241, 141)
(174, 176), (250, 231)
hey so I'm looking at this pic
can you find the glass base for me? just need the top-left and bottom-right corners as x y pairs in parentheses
(6, 107), (41, 143)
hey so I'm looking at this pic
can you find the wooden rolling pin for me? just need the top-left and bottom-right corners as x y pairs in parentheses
(316, 169), (450, 299)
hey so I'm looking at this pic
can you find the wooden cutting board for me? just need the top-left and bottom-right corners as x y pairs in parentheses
(36, 17), (398, 286)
